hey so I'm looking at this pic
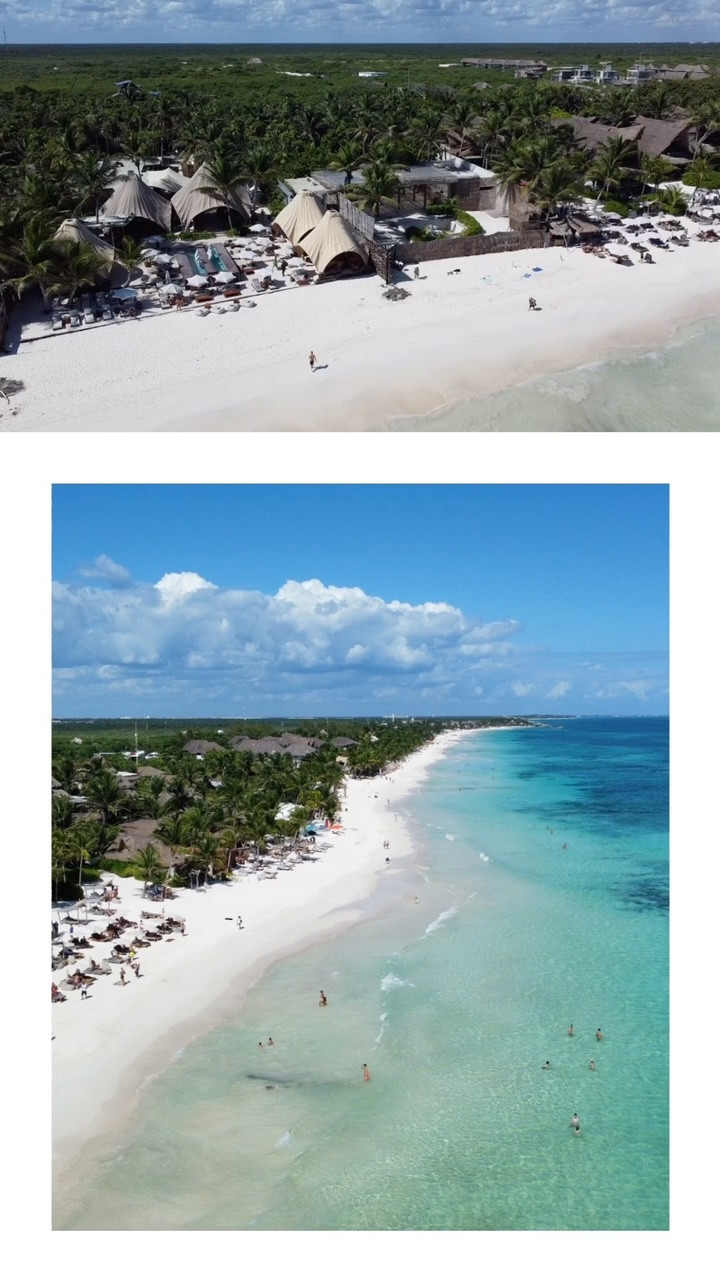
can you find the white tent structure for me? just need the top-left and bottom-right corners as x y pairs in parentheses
(272, 191), (325, 246)
(100, 176), (172, 230)
(53, 218), (115, 266)
(299, 209), (369, 277)
(142, 167), (187, 195)
(171, 163), (251, 229)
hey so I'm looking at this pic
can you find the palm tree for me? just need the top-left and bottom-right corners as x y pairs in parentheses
(331, 143), (364, 187)
(52, 239), (105, 303)
(133, 843), (165, 896)
(117, 236), (145, 280)
(357, 158), (403, 217)
(589, 136), (634, 207)
(532, 159), (583, 220)
(685, 155), (716, 207)
(52, 793), (75, 830)
(6, 218), (58, 311)
(198, 147), (248, 230)
(71, 152), (119, 218)
(639, 153), (675, 199)
(85, 769), (123, 825)
(451, 100), (478, 157)
(243, 144), (276, 213)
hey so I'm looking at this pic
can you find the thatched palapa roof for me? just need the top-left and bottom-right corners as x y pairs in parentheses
(183, 739), (225, 755)
(299, 209), (368, 277)
(272, 191), (326, 245)
(101, 175), (172, 229)
(171, 162), (251, 229)
(634, 116), (693, 158)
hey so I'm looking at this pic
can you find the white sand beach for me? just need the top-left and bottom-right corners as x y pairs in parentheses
(52, 730), (471, 1212)
(7, 220), (720, 432)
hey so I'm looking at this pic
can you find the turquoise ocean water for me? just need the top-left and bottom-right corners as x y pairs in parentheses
(390, 317), (719, 430)
(57, 719), (668, 1231)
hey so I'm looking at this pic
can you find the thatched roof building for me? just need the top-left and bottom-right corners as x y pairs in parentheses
(110, 819), (174, 867)
(272, 191), (326, 245)
(100, 175), (172, 230)
(171, 162), (252, 229)
(634, 116), (693, 158)
(299, 209), (368, 277)
(183, 739), (225, 756)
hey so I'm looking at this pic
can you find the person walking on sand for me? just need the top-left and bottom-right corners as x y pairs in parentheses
(309, 350), (317, 373)
(80, 980), (89, 1000)
(237, 915), (243, 930)
(363, 1064), (371, 1082)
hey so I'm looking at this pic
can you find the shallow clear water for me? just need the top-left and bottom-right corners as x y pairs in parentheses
(390, 317), (720, 431)
(57, 719), (668, 1230)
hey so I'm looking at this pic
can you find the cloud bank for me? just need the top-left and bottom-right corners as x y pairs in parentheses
(52, 563), (668, 715)
(3, 0), (719, 40)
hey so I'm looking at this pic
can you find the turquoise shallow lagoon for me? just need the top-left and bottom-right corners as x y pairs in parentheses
(57, 719), (668, 1231)
(390, 317), (719, 431)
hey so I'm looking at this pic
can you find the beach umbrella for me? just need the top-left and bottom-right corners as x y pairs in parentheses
(287, 256), (309, 268)
(141, 247), (158, 259)
(275, 244), (293, 258)
(111, 287), (138, 300)
(214, 270), (236, 284)
(161, 281), (184, 295)
(249, 222), (267, 233)
(239, 249), (257, 260)
(186, 274), (206, 288)
(154, 253), (173, 266)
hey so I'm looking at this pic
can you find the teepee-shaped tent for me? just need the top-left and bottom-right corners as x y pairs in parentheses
(299, 209), (368, 277)
(171, 163), (251, 229)
(272, 191), (325, 246)
(142, 167), (187, 195)
(100, 175), (171, 230)
(53, 218), (115, 264)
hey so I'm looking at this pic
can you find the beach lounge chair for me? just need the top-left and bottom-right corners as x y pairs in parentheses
(70, 313), (81, 328)
(52, 315), (64, 331)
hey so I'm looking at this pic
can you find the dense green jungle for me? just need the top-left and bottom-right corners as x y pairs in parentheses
(2, 43), (719, 97)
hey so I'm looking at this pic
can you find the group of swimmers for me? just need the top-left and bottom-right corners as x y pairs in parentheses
(540, 1025), (607, 1136)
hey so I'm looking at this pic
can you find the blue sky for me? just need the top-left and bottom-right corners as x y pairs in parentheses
(3, 2), (719, 44)
(52, 484), (668, 717)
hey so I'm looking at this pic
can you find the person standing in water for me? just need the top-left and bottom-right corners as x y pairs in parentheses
(319, 990), (328, 1006)
(589, 1059), (596, 1070)
(363, 1064), (371, 1082)
(596, 1028), (604, 1040)
(571, 1113), (581, 1134)
(568, 1023), (575, 1036)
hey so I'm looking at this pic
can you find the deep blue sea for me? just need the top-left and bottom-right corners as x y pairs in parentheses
(57, 718), (668, 1230)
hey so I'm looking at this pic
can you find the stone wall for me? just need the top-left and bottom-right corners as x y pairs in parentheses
(393, 228), (548, 265)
